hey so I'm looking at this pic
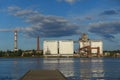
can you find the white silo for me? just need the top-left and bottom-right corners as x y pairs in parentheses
(59, 40), (74, 55)
(43, 40), (58, 55)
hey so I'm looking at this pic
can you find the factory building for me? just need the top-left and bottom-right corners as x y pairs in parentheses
(43, 40), (74, 56)
(79, 33), (103, 57)
(43, 40), (58, 55)
(79, 40), (103, 54)
(43, 33), (103, 57)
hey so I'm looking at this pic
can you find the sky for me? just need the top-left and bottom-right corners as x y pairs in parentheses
(0, 0), (120, 51)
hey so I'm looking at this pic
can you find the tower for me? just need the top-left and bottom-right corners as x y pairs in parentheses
(37, 36), (40, 51)
(14, 30), (18, 51)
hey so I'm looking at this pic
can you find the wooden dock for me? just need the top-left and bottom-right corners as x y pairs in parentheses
(21, 70), (66, 80)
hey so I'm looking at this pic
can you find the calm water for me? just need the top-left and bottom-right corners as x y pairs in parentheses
(0, 58), (120, 80)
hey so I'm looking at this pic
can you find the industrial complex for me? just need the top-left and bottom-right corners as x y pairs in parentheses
(43, 33), (103, 57)
(0, 29), (103, 57)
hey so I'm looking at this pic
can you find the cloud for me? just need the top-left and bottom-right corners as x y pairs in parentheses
(8, 6), (21, 12)
(100, 9), (119, 15)
(8, 6), (81, 38)
(88, 21), (120, 41)
(14, 10), (39, 17)
(85, 16), (92, 20)
(8, 6), (39, 17)
(57, 0), (80, 4)
(25, 15), (80, 37)
(75, 16), (92, 22)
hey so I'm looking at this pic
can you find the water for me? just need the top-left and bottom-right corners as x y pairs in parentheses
(0, 58), (120, 80)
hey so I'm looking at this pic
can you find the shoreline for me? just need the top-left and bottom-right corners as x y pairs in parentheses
(0, 56), (120, 58)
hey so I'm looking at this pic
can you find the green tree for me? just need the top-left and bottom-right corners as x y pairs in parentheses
(16, 49), (23, 56)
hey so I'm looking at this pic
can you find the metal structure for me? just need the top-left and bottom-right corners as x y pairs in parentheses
(79, 33), (102, 57)
(79, 46), (100, 57)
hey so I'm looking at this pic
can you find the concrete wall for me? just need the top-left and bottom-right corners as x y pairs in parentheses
(43, 40), (74, 55)
(59, 40), (74, 55)
(90, 40), (103, 54)
(43, 40), (58, 55)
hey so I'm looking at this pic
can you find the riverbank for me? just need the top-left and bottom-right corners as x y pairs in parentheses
(1, 55), (120, 58)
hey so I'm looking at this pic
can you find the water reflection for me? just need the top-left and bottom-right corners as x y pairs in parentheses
(43, 58), (75, 78)
(1, 58), (120, 80)
(13, 61), (19, 79)
(80, 58), (104, 80)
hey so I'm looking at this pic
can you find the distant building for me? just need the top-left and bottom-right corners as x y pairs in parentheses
(43, 33), (103, 57)
(90, 40), (103, 54)
(79, 33), (103, 56)
(43, 40), (58, 55)
(43, 40), (74, 56)
(59, 40), (74, 56)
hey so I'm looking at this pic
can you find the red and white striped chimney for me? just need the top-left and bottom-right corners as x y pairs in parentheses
(14, 30), (18, 51)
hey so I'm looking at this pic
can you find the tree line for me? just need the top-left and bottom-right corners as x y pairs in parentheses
(0, 49), (120, 57)
(0, 49), (43, 57)
(103, 50), (120, 57)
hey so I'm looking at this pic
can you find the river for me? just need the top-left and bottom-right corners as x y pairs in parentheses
(0, 58), (120, 80)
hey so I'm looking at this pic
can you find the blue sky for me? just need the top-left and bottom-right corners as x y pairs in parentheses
(0, 0), (120, 51)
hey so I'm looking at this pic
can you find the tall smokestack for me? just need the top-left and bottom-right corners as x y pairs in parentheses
(14, 30), (18, 51)
(37, 36), (40, 51)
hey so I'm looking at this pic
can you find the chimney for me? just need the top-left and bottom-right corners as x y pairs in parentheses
(37, 36), (40, 51)
(14, 30), (18, 51)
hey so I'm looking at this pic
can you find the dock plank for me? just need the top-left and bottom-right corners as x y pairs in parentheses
(21, 70), (66, 80)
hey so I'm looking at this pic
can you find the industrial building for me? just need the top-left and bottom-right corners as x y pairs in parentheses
(79, 33), (103, 57)
(43, 40), (58, 55)
(43, 40), (74, 56)
(90, 40), (103, 54)
(59, 40), (74, 56)
(43, 33), (103, 57)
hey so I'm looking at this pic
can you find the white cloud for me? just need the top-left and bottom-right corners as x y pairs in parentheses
(57, 0), (80, 4)
(14, 10), (39, 17)
(65, 0), (76, 3)
(8, 6), (81, 38)
(8, 6), (21, 12)
(89, 21), (120, 41)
